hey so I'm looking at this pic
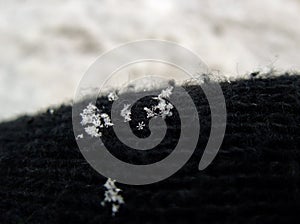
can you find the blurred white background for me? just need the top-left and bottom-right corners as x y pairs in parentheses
(1, 0), (300, 121)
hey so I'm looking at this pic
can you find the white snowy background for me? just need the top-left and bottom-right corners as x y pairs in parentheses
(1, 0), (300, 121)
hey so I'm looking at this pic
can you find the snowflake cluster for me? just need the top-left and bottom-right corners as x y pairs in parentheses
(80, 103), (113, 138)
(101, 178), (124, 216)
(79, 101), (124, 217)
(144, 86), (174, 119)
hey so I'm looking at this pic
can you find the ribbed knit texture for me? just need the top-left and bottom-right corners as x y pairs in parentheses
(1, 75), (300, 224)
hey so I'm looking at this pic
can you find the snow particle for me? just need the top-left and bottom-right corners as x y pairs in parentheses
(76, 134), (83, 140)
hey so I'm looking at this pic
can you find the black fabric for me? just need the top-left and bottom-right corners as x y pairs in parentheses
(1, 75), (300, 224)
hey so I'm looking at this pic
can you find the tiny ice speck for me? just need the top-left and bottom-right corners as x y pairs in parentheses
(76, 134), (83, 140)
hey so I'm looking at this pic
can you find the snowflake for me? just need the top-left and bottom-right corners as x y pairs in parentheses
(101, 178), (124, 216)
(108, 92), (119, 101)
(120, 104), (131, 122)
(136, 121), (145, 130)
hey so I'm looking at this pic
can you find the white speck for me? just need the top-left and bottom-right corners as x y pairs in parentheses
(76, 134), (83, 140)
(49, 109), (54, 114)
(112, 204), (120, 215)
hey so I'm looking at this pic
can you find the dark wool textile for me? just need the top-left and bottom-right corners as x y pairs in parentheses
(1, 74), (300, 224)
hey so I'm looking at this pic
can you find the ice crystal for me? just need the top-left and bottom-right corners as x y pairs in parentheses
(144, 106), (155, 118)
(101, 178), (124, 216)
(76, 134), (83, 140)
(108, 92), (119, 101)
(100, 113), (114, 127)
(158, 86), (173, 99)
(120, 104), (131, 122)
(156, 98), (174, 119)
(136, 121), (145, 130)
